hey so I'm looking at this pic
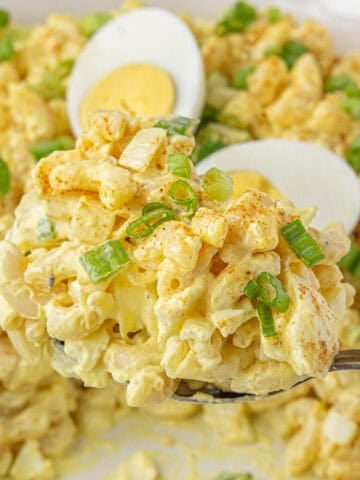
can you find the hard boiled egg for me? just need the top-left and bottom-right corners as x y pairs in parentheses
(197, 140), (360, 233)
(67, 7), (205, 137)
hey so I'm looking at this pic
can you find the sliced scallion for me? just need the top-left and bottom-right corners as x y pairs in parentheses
(256, 272), (289, 313)
(201, 167), (233, 202)
(0, 158), (10, 195)
(170, 180), (197, 217)
(80, 240), (130, 284)
(191, 140), (226, 165)
(232, 65), (256, 90)
(281, 219), (325, 267)
(244, 279), (259, 300)
(340, 96), (360, 120)
(167, 153), (191, 178)
(324, 75), (358, 94)
(79, 12), (112, 37)
(216, 1), (257, 35)
(0, 9), (10, 28)
(346, 137), (360, 173)
(154, 116), (195, 136)
(265, 6), (281, 23)
(30, 136), (75, 161)
(142, 202), (171, 215)
(338, 243), (360, 279)
(257, 301), (277, 337)
(0, 35), (13, 62)
(37, 215), (56, 240)
(126, 208), (175, 239)
(279, 40), (308, 69)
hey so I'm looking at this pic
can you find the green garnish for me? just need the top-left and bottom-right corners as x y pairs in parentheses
(33, 59), (74, 100)
(338, 243), (360, 279)
(0, 158), (10, 195)
(232, 65), (256, 90)
(201, 167), (233, 202)
(264, 46), (281, 58)
(170, 180), (197, 217)
(0, 35), (13, 62)
(154, 116), (195, 136)
(256, 272), (290, 313)
(191, 140), (226, 165)
(281, 219), (325, 267)
(80, 240), (130, 284)
(37, 216), (56, 240)
(340, 97), (360, 120)
(167, 153), (192, 178)
(265, 6), (281, 23)
(0, 9), (10, 28)
(346, 137), (360, 173)
(215, 473), (253, 480)
(79, 12), (112, 37)
(142, 202), (171, 215)
(278, 40), (308, 69)
(324, 75), (358, 94)
(30, 136), (75, 162)
(257, 301), (277, 337)
(126, 208), (175, 239)
(243, 279), (259, 300)
(216, 1), (257, 35)
(200, 104), (219, 127)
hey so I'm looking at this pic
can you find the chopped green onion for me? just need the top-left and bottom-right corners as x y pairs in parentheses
(340, 96), (360, 120)
(37, 216), (56, 240)
(324, 75), (358, 94)
(244, 280), (259, 300)
(281, 219), (325, 267)
(7, 27), (31, 43)
(80, 240), (130, 284)
(338, 243), (360, 279)
(279, 40), (308, 69)
(346, 137), (360, 173)
(79, 12), (112, 37)
(264, 46), (281, 58)
(256, 272), (290, 313)
(30, 136), (75, 162)
(201, 167), (233, 202)
(257, 301), (277, 337)
(154, 116), (195, 136)
(0, 35), (13, 62)
(142, 202), (171, 215)
(167, 153), (191, 178)
(197, 122), (252, 146)
(232, 65), (256, 90)
(0, 9), (10, 28)
(55, 59), (74, 78)
(216, 1), (256, 35)
(191, 140), (226, 165)
(170, 180), (197, 217)
(0, 158), (10, 195)
(200, 104), (219, 127)
(33, 59), (74, 100)
(126, 208), (175, 239)
(265, 6), (281, 23)
(215, 473), (253, 480)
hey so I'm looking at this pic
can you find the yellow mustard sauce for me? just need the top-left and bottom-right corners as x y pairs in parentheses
(80, 63), (175, 130)
(230, 170), (283, 200)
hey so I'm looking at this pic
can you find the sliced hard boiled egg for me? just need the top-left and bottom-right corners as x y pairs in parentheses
(67, 7), (205, 137)
(197, 139), (360, 233)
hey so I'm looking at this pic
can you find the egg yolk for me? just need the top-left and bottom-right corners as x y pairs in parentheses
(80, 63), (175, 130)
(230, 170), (283, 200)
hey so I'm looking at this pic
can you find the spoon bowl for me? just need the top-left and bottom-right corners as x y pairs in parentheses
(197, 139), (360, 233)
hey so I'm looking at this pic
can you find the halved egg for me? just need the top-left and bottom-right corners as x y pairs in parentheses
(67, 7), (205, 137)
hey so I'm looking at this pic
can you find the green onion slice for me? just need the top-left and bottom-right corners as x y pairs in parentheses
(265, 6), (281, 23)
(191, 140), (226, 165)
(324, 75), (358, 94)
(232, 65), (256, 90)
(30, 136), (75, 161)
(201, 167), (233, 202)
(167, 153), (191, 178)
(257, 301), (277, 337)
(37, 215), (56, 240)
(340, 97), (360, 120)
(216, 1), (256, 35)
(256, 272), (290, 313)
(244, 279), (259, 300)
(0, 9), (10, 28)
(0, 35), (13, 62)
(126, 208), (175, 239)
(80, 240), (130, 284)
(279, 40), (308, 69)
(170, 180), (198, 217)
(338, 242), (360, 279)
(281, 219), (325, 267)
(0, 158), (10, 195)
(216, 473), (254, 480)
(142, 202), (171, 215)
(346, 137), (360, 173)
(154, 116), (195, 136)
(200, 104), (219, 127)
(79, 12), (112, 37)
